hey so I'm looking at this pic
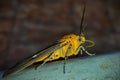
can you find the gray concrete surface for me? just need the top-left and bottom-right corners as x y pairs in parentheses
(0, 52), (120, 80)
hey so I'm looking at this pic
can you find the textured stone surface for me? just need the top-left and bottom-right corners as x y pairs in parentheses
(0, 0), (120, 70)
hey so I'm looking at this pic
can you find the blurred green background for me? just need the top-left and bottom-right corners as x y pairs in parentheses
(0, 0), (120, 70)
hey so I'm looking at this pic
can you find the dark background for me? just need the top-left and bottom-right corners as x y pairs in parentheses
(0, 0), (120, 70)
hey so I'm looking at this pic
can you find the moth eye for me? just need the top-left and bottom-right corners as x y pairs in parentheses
(79, 38), (82, 42)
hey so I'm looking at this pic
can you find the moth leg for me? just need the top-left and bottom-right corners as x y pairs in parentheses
(35, 52), (56, 69)
(80, 49), (83, 55)
(63, 44), (72, 73)
(74, 45), (81, 55)
(35, 43), (68, 69)
(81, 46), (95, 56)
(60, 47), (64, 57)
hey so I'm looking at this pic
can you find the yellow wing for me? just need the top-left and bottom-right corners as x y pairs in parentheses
(2, 42), (67, 78)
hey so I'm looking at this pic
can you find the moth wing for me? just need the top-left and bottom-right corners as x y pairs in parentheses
(3, 42), (66, 78)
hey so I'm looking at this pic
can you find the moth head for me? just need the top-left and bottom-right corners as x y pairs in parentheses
(78, 36), (86, 44)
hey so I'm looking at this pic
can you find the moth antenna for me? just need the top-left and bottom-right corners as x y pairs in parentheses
(80, 2), (86, 35)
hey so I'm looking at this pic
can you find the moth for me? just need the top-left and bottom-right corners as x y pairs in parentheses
(2, 2), (95, 78)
